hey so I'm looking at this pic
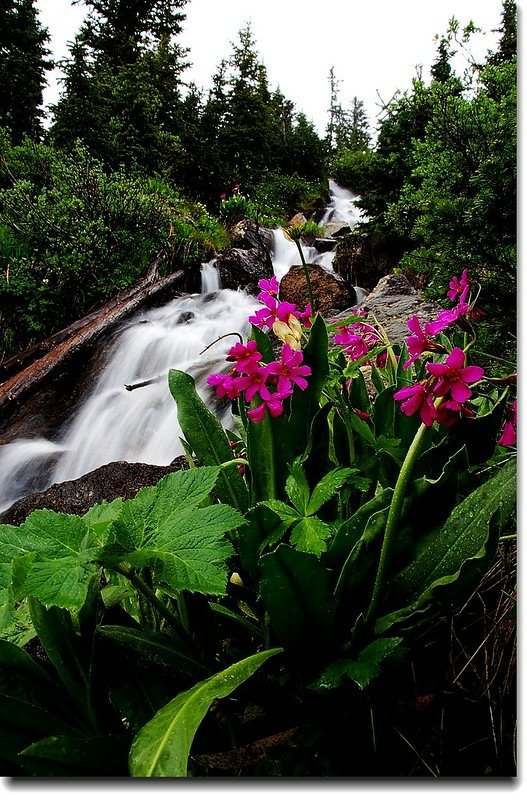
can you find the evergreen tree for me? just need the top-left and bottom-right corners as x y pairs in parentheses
(488, 0), (517, 65)
(51, 0), (188, 173)
(0, 0), (51, 142)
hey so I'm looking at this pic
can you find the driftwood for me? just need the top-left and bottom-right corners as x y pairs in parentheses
(0, 256), (185, 414)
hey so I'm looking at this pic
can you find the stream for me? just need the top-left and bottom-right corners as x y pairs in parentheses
(0, 183), (364, 513)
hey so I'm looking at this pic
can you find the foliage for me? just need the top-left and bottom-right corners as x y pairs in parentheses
(0, 134), (227, 357)
(0, 265), (515, 776)
(0, 0), (51, 143)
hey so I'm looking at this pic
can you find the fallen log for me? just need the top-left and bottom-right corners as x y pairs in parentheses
(0, 252), (166, 380)
(0, 264), (185, 414)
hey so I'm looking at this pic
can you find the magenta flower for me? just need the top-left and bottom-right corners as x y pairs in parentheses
(436, 399), (475, 427)
(403, 315), (435, 368)
(426, 347), (484, 403)
(257, 275), (279, 299)
(234, 365), (273, 403)
(227, 340), (262, 373)
(207, 372), (241, 400)
(267, 343), (312, 394)
(248, 296), (298, 330)
(393, 383), (437, 427)
(296, 303), (313, 328)
(427, 286), (471, 336)
(447, 269), (470, 302)
(334, 326), (371, 362)
(247, 396), (286, 422)
(498, 400), (517, 446)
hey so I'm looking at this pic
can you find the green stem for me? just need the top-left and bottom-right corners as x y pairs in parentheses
(114, 562), (191, 643)
(365, 420), (430, 626)
(295, 240), (316, 312)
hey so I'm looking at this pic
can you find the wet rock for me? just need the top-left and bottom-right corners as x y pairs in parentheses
(332, 233), (397, 291)
(229, 219), (274, 252)
(323, 221), (351, 239)
(216, 247), (271, 293)
(333, 273), (442, 344)
(313, 238), (336, 253)
(0, 457), (188, 526)
(279, 264), (354, 316)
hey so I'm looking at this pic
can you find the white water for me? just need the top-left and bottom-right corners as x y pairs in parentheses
(0, 290), (258, 512)
(0, 182), (364, 513)
(319, 179), (366, 229)
(200, 259), (221, 293)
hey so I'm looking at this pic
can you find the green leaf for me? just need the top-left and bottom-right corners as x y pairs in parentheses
(376, 458), (516, 632)
(106, 469), (243, 596)
(259, 545), (337, 653)
(246, 404), (292, 503)
(20, 734), (130, 777)
(97, 626), (209, 680)
(289, 517), (333, 556)
(289, 314), (329, 456)
(258, 499), (301, 527)
(285, 459), (310, 515)
(0, 511), (100, 612)
(129, 648), (282, 777)
(249, 324), (275, 363)
(311, 637), (403, 691)
(168, 369), (249, 512)
(329, 488), (393, 565)
(306, 468), (355, 516)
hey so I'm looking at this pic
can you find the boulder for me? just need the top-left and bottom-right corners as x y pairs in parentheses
(313, 238), (337, 253)
(228, 219), (274, 252)
(333, 273), (442, 344)
(323, 221), (351, 239)
(279, 264), (354, 316)
(216, 247), (271, 293)
(332, 233), (397, 291)
(0, 457), (187, 526)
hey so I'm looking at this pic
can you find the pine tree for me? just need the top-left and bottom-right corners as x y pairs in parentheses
(0, 0), (51, 142)
(51, 0), (188, 173)
(488, 0), (517, 64)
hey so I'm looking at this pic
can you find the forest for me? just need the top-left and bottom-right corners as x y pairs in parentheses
(0, 0), (517, 780)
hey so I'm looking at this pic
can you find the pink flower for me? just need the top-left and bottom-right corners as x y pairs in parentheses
(393, 383), (437, 427)
(334, 327), (371, 362)
(403, 315), (435, 368)
(227, 340), (262, 373)
(248, 296), (298, 330)
(296, 303), (313, 328)
(426, 347), (484, 403)
(247, 396), (287, 422)
(498, 400), (517, 446)
(234, 365), (273, 402)
(257, 276), (279, 298)
(207, 372), (241, 400)
(267, 343), (311, 394)
(447, 269), (470, 302)
(436, 399), (475, 427)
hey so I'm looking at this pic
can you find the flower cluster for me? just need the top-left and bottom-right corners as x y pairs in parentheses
(393, 270), (486, 427)
(207, 276), (314, 422)
(333, 310), (387, 366)
(249, 276), (312, 350)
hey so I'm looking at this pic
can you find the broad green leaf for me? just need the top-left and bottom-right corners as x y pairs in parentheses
(246, 403), (292, 503)
(329, 488), (393, 565)
(0, 511), (100, 612)
(289, 517), (333, 556)
(20, 734), (130, 777)
(249, 324), (275, 363)
(306, 468), (355, 516)
(129, 648), (282, 777)
(344, 411), (377, 449)
(285, 459), (310, 515)
(289, 314), (329, 456)
(168, 369), (249, 512)
(311, 637), (403, 691)
(97, 626), (208, 680)
(259, 545), (337, 653)
(0, 561), (14, 628)
(120, 505), (242, 596)
(83, 498), (123, 540)
(376, 458), (516, 632)
(334, 505), (392, 601)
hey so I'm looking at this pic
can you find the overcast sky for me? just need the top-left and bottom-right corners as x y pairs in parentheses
(35, 0), (505, 134)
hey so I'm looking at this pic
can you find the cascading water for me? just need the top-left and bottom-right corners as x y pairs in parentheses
(319, 178), (366, 229)
(0, 182), (365, 513)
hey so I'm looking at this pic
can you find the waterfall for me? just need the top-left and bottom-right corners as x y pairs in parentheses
(0, 289), (258, 513)
(200, 258), (221, 293)
(0, 181), (366, 514)
(319, 178), (366, 229)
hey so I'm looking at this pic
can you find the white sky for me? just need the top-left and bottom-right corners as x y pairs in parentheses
(36, 0), (505, 134)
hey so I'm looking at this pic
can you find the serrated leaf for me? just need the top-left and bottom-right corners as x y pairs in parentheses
(289, 517), (333, 556)
(129, 648), (282, 777)
(0, 512), (100, 611)
(285, 459), (310, 515)
(311, 637), (403, 691)
(306, 468), (355, 515)
(258, 499), (301, 526)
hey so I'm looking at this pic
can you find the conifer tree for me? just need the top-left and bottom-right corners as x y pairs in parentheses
(0, 0), (51, 142)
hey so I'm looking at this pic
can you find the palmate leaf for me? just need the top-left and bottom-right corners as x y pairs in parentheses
(306, 468), (356, 516)
(289, 517), (333, 557)
(376, 457), (516, 633)
(107, 468), (244, 596)
(129, 648), (283, 777)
